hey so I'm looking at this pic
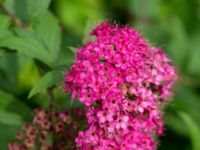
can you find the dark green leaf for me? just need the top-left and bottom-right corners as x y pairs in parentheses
(0, 52), (18, 91)
(0, 123), (21, 150)
(166, 86), (200, 136)
(0, 90), (32, 120)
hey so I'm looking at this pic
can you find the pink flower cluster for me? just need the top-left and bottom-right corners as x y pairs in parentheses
(65, 22), (177, 150)
(8, 108), (85, 150)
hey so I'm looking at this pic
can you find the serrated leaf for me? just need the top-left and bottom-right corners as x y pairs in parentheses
(29, 68), (64, 98)
(179, 112), (200, 150)
(27, 0), (51, 18)
(13, 27), (39, 39)
(0, 110), (23, 125)
(0, 90), (31, 120)
(34, 11), (61, 64)
(0, 36), (51, 66)
(3, 0), (29, 22)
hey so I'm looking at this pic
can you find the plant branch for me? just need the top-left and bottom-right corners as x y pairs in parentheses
(47, 87), (57, 111)
(0, 4), (27, 28)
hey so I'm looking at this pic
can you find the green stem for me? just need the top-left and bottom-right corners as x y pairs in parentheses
(47, 87), (57, 112)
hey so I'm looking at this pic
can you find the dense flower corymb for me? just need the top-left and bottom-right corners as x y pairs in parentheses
(65, 22), (177, 150)
(8, 108), (85, 150)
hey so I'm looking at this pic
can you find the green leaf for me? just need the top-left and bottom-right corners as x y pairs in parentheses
(0, 28), (12, 38)
(187, 30), (200, 77)
(55, 0), (104, 36)
(0, 36), (51, 66)
(34, 11), (61, 64)
(0, 110), (23, 125)
(3, 0), (29, 22)
(128, 0), (161, 18)
(179, 112), (200, 150)
(174, 86), (200, 121)
(29, 68), (64, 98)
(27, 0), (51, 19)
(167, 17), (188, 69)
(0, 14), (11, 28)
(83, 19), (103, 44)
(0, 52), (18, 91)
(0, 123), (21, 150)
(58, 47), (75, 66)
(0, 90), (32, 120)
(165, 86), (200, 136)
(13, 27), (39, 39)
(68, 46), (77, 54)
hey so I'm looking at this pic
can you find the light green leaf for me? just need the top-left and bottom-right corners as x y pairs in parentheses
(68, 46), (77, 54)
(179, 112), (200, 150)
(0, 110), (23, 125)
(0, 14), (11, 28)
(27, 0), (51, 18)
(0, 36), (51, 66)
(83, 19), (103, 44)
(34, 11), (61, 64)
(29, 68), (64, 98)
(55, 0), (104, 36)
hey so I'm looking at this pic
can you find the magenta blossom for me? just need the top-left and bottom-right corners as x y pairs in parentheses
(65, 21), (177, 150)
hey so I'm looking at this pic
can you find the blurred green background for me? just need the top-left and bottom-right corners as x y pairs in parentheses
(0, 0), (200, 149)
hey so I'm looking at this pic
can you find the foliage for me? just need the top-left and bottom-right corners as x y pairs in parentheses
(0, 0), (200, 149)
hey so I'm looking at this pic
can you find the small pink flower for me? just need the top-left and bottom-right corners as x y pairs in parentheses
(116, 115), (129, 129)
(97, 110), (113, 123)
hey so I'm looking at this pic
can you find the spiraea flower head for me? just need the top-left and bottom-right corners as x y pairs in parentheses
(8, 108), (85, 150)
(65, 21), (177, 150)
